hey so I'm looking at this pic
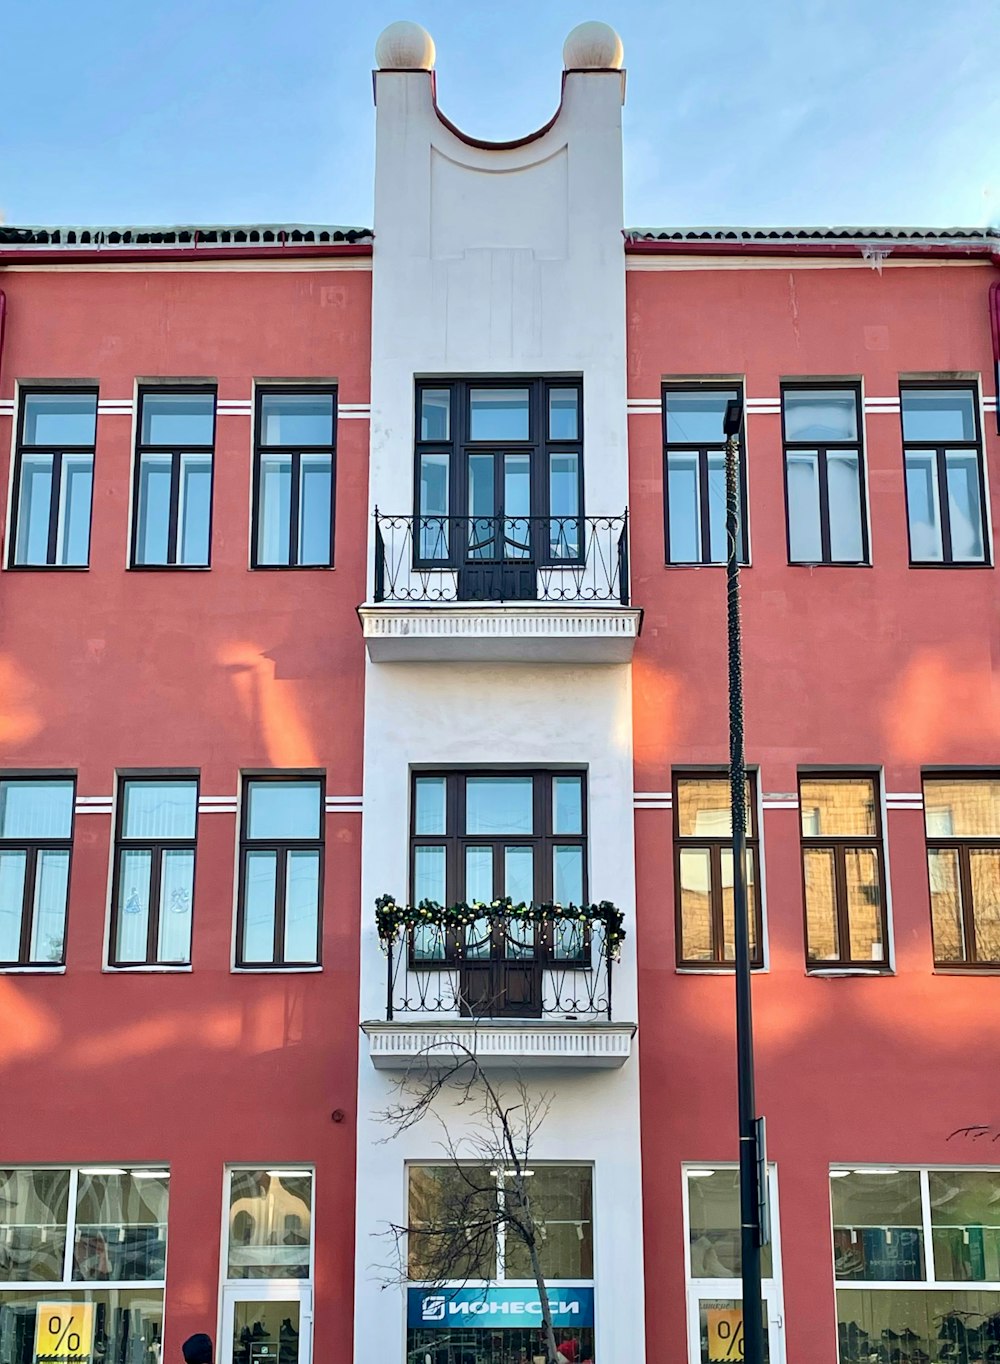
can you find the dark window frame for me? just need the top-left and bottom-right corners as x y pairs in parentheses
(409, 768), (588, 966)
(799, 770), (889, 970)
(781, 381), (869, 566)
(922, 769), (1000, 967)
(900, 381), (989, 567)
(109, 772), (200, 968)
(0, 771), (76, 967)
(662, 382), (748, 566)
(251, 385), (338, 570)
(672, 768), (763, 968)
(9, 386), (98, 571)
(236, 773), (325, 968)
(130, 386), (217, 569)
(412, 378), (585, 570)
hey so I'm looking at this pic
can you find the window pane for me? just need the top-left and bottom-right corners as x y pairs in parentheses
(787, 450), (822, 561)
(414, 778), (447, 836)
(901, 387), (977, 442)
(258, 454), (292, 565)
(925, 778), (1000, 837)
(553, 848), (585, 956)
(549, 388), (579, 441)
(504, 453), (531, 560)
(928, 847), (965, 964)
(845, 848), (883, 963)
(24, 393), (97, 446)
(687, 1168), (772, 1279)
(549, 452), (580, 558)
(0, 1168), (69, 1282)
(247, 781), (321, 840)
(837, 1287), (1000, 1361)
(465, 845), (493, 906)
(135, 453), (172, 565)
(284, 849), (320, 963)
(504, 845), (533, 904)
(57, 454), (93, 566)
(178, 452), (212, 565)
(141, 392), (214, 445)
(469, 387), (529, 441)
(407, 1166), (496, 1281)
(29, 850), (68, 964)
(0, 851), (27, 962)
(15, 453), (53, 565)
(420, 389), (450, 442)
(467, 452), (496, 558)
(419, 453), (449, 559)
(827, 451), (864, 561)
(804, 847), (839, 962)
(158, 849), (194, 964)
(831, 1170), (924, 1281)
(680, 848), (713, 962)
(706, 450), (728, 563)
(0, 1290), (164, 1357)
(800, 779), (877, 837)
(678, 777), (752, 838)
(720, 849), (757, 961)
(122, 780), (197, 839)
(503, 1167), (593, 1279)
(553, 776), (583, 834)
(946, 449), (985, 561)
(242, 851), (278, 963)
(697, 1300), (771, 1364)
(228, 1170), (313, 1279)
(784, 389), (858, 441)
(74, 1170), (169, 1282)
(115, 848), (152, 964)
(930, 1171), (1000, 1281)
(413, 846), (446, 959)
(665, 389), (737, 444)
(0, 780), (74, 838)
(667, 452), (701, 562)
(466, 777), (533, 835)
(905, 449), (944, 561)
(260, 392), (333, 446)
(298, 453), (332, 565)
(970, 849), (1000, 963)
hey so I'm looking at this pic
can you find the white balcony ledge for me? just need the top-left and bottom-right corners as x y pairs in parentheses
(358, 603), (643, 663)
(361, 1018), (636, 1069)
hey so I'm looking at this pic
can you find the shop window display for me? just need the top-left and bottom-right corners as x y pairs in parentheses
(227, 1171), (313, 1280)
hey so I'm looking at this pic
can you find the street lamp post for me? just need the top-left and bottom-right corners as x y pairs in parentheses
(723, 398), (767, 1364)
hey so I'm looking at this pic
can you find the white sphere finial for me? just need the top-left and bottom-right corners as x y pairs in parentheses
(563, 21), (624, 70)
(375, 20), (436, 70)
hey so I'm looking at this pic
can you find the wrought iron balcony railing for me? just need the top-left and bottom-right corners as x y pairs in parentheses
(373, 511), (630, 605)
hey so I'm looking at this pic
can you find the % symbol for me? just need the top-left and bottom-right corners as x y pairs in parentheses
(48, 1313), (83, 1355)
(716, 1316), (745, 1360)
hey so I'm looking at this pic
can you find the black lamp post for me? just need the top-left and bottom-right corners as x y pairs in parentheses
(723, 397), (767, 1364)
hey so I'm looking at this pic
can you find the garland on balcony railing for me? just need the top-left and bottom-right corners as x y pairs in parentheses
(374, 894), (626, 962)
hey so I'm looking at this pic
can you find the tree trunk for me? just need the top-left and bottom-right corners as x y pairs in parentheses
(526, 1233), (560, 1364)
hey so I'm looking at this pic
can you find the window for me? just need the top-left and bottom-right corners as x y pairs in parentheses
(0, 1165), (168, 1362)
(237, 778), (323, 967)
(11, 390), (96, 567)
(800, 774), (887, 969)
(0, 777), (74, 967)
(902, 385), (987, 564)
(782, 385), (867, 564)
(132, 389), (215, 567)
(830, 1167), (1000, 1364)
(923, 775), (1000, 966)
(253, 389), (336, 567)
(226, 1169), (313, 1280)
(663, 385), (747, 564)
(110, 777), (198, 967)
(674, 772), (761, 967)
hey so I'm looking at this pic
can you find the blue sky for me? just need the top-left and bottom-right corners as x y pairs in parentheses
(2, 0), (997, 230)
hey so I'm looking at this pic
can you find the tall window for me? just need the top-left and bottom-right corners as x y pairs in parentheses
(237, 777), (323, 967)
(902, 385), (987, 564)
(800, 774), (887, 969)
(830, 1167), (1000, 1363)
(132, 389), (215, 567)
(253, 389), (336, 568)
(110, 777), (198, 967)
(674, 773), (761, 968)
(782, 385), (867, 564)
(11, 390), (96, 567)
(0, 1165), (168, 1361)
(663, 385), (747, 564)
(0, 777), (74, 967)
(923, 775), (1000, 966)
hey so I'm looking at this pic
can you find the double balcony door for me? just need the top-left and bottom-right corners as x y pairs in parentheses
(460, 449), (537, 602)
(460, 915), (543, 1019)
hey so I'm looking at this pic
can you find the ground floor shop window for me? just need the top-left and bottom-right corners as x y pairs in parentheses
(406, 1321), (594, 1363)
(0, 1288), (163, 1364)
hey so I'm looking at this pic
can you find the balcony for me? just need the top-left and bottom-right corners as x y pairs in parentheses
(358, 512), (642, 662)
(362, 899), (636, 1069)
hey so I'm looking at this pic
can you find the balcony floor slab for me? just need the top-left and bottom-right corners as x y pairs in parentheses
(362, 1018), (636, 1069)
(359, 603), (642, 662)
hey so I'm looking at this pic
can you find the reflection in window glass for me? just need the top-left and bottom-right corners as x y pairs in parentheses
(469, 388), (530, 442)
(667, 453), (701, 562)
(407, 1166), (498, 1281)
(0, 1289), (164, 1361)
(549, 388), (579, 441)
(418, 452), (450, 559)
(122, 781), (197, 840)
(15, 392), (97, 568)
(259, 393), (334, 447)
(664, 388), (747, 566)
(247, 782), (321, 840)
(0, 781), (74, 839)
(665, 390), (737, 444)
(240, 780), (322, 967)
(466, 778), (533, 836)
(687, 1168), (773, 1278)
(787, 451), (823, 561)
(553, 777), (583, 835)
(800, 780), (876, 837)
(414, 778), (447, 836)
(140, 393), (214, 446)
(504, 1167), (593, 1279)
(0, 780), (74, 966)
(784, 389), (858, 441)
(74, 1171), (169, 1282)
(924, 777), (1000, 965)
(255, 391), (336, 568)
(420, 389), (450, 442)
(905, 450), (944, 561)
(0, 1168), (70, 1282)
(901, 389), (977, 442)
(946, 450), (985, 561)
(24, 393), (97, 446)
(227, 1170), (313, 1279)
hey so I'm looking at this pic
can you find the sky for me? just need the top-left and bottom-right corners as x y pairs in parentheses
(1, 0), (997, 231)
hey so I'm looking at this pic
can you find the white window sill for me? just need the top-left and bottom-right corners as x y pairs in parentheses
(676, 967), (770, 976)
(807, 968), (893, 977)
(103, 964), (193, 974)
(232, 966), (323, 974)
(0, 966), (66, 974)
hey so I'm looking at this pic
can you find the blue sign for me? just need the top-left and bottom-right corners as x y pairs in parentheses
(407, 1286), (594, 1330)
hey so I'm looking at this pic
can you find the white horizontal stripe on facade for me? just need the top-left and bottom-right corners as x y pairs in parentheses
(0, 402), (15, 416)
(762, 800), (799, 810)
(337, 410), (370, 420)
(887, 802), (923, 811)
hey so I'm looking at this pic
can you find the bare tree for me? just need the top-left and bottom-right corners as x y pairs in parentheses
(376, 1038), (570, 1364)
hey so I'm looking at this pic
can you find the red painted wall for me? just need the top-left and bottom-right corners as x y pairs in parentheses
(627, 259), (1000, 1362)
(0, 261), (371, 1359)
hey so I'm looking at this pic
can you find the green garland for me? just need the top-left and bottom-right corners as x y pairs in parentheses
(375, 894), (626, 962)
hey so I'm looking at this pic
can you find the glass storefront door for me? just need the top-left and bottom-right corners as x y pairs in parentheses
(220, 1284), (312, 1364)
(686, 1289), (784, 1364)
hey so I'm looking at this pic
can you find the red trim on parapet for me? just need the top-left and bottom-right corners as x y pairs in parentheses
(0, 243), (373, 266)
(624, 236), (1000, 264)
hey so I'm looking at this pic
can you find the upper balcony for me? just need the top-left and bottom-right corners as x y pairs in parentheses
(358, 512), (642, 663)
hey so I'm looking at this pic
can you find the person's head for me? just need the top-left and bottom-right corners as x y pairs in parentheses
(182, 1334), (213, 1364)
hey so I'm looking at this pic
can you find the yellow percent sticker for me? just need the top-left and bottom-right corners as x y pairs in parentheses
(34, 1303), (94, 1363)
(707, 1306), (744, 1362)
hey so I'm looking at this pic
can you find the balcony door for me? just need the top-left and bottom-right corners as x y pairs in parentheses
(461, 447), (536, 601)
